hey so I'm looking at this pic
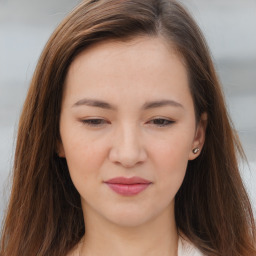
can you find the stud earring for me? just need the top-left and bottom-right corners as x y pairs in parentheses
(192, 147), (200, 154)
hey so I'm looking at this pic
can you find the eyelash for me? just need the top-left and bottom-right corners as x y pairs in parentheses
(81, 118), (175, 127)
(147, 118), (175, 127)
(81, 119), (108, 127)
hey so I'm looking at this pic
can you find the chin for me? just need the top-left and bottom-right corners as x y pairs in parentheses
(103, 207), (160, 228)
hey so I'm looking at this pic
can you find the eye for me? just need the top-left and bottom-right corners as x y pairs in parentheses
(147, 118), (175, 127)
(81, 118), (109, 127)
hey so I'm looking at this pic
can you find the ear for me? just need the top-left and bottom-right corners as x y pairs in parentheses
(57, 139), (66, 158)
(189, 112), (207, 160)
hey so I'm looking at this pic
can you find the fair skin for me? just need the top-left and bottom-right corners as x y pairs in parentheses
(59, 36), (207, 256)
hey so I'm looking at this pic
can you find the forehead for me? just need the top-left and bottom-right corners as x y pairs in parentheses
(63, 36), (192, 108)
(69, 36), (182, 73)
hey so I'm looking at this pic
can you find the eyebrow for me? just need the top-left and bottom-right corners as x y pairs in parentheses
(72, 98), (184, 110)
(142, 99), (184, 109)
(73, 98), (116, 110)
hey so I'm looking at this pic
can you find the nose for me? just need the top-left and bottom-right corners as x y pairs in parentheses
(108, 124), (147, 168)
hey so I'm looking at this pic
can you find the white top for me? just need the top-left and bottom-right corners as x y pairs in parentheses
(178, 236), (204, 256)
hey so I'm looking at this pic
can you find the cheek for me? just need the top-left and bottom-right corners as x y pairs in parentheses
(63, 140), (108, 203)
(61, 129), (108, 184)
(150, 132), (192, 169)
(148, 132), (192, 193)
(155, 144), (188, 181)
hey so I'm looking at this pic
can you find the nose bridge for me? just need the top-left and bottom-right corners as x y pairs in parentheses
(109, 122), (147, 167)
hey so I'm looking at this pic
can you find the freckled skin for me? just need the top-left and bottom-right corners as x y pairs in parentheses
(59, 36), (206, 255)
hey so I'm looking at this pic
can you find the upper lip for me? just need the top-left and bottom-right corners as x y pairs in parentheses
(104, 176), (152, 184)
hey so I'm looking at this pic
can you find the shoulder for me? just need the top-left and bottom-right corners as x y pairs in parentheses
(178, 236), (204, 256)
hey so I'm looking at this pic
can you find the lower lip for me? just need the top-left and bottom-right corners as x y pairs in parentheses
(105, 183), (151, 196)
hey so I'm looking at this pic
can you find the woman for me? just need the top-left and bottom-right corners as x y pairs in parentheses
(1, 0), (255, 255)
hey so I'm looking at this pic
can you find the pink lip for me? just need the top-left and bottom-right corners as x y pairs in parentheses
(104, 176), (152, 196)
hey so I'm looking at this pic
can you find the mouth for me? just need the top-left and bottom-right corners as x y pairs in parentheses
(104, 176), (152, 196)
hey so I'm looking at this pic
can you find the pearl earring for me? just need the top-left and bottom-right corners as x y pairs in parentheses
(192, 147), (200, 154)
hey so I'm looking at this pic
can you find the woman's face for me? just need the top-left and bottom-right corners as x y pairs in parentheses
(59, 37), (206, 227)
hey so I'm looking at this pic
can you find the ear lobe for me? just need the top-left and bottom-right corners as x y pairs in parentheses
(57, 140), (66, 158)
(189, 112), (207, 160)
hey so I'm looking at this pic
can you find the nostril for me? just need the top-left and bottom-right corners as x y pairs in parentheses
(108, 128), (147, 167)
(108, 145), (147, 168)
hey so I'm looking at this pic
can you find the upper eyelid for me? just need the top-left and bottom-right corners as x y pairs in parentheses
(146, 117), (175, 122)
(81, 118), (109, 126)
(147, 118), (175, 125)
(80, 117), (174, 121)
(148, 116), (174, 120)
(80, 117), (175, 126)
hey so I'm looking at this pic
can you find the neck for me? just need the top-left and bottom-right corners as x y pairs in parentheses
(80, 204), (178, 256)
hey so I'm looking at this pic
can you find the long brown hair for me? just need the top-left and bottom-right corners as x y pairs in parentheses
(1, 0), (255, 255)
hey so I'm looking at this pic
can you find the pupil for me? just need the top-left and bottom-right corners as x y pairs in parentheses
(155, 119), (165, 125)
(92, 119), (101, 124)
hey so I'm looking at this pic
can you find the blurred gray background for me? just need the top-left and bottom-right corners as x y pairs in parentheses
(1, 0), (256, 225)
